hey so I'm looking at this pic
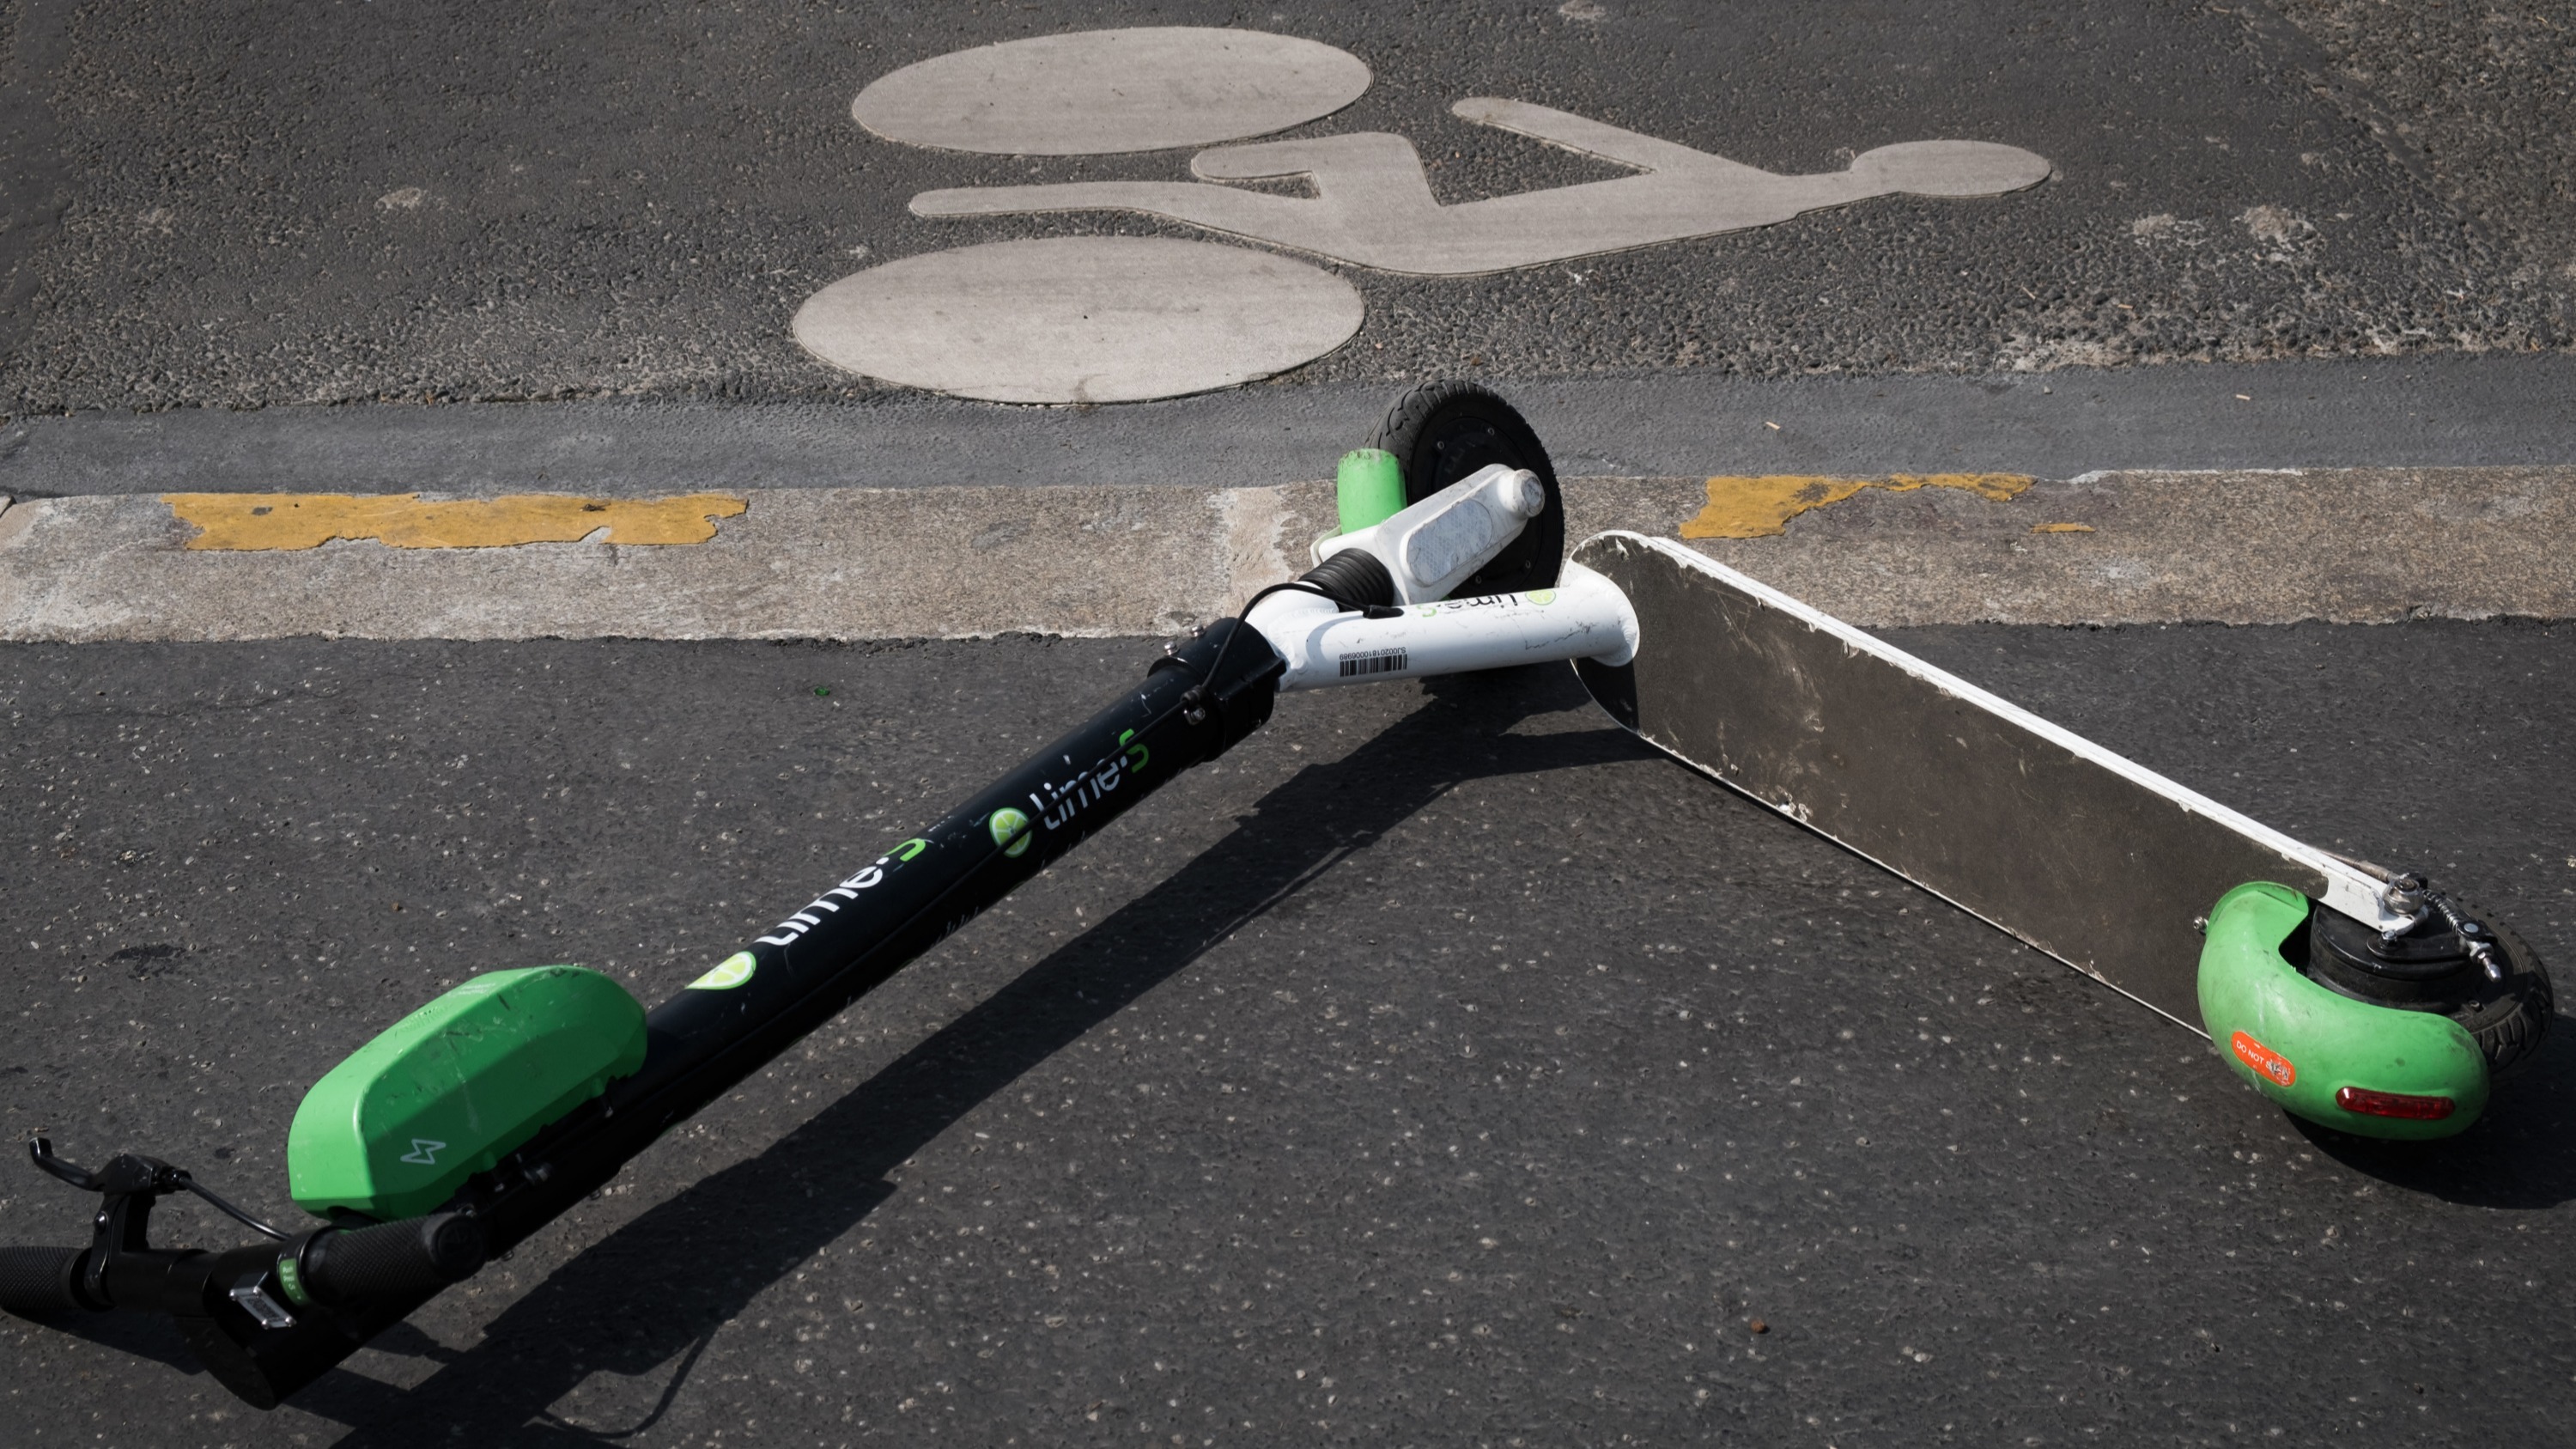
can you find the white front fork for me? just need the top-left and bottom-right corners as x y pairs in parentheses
(1244, 560), (1639, 691)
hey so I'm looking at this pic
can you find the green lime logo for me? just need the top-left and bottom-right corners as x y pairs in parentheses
(690, 951), (757, 990)
(1526, 588), (1557, 605)
(989, 807), (1033, 858)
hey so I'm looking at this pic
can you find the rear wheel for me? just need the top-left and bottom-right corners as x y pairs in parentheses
(1367, 380), (1564, 600)
(2451, 924), (2553, 1076)
(2307, 905), (2555, 1076)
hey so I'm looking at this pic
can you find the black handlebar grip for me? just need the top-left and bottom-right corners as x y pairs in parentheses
(303, 1215), (486, 1306)
(0, 1246), (92, 1316)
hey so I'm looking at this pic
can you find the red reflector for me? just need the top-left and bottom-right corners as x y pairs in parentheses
(2335, 1086), (2456, 1121)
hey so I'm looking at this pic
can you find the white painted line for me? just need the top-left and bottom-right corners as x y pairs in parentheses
(793, 237), (1364, 405)
(852, 27), (1370, 156)
(912, 100), (2050, 276)
(827, 27), (2044, 401)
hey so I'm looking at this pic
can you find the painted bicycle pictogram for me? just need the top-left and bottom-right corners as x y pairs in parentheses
(796, 27), (2051, 404)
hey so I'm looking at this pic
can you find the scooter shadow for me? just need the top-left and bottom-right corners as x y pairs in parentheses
(309, 664), (1651, 1445)
(2290, 1020), (2576, 1209)
(14, 1299), (205, 1377)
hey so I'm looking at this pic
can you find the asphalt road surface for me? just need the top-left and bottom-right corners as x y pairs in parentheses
(2, 0), (2570, 411)
(3, 624), (2573, 1446)
(9, 355), (2576, 499)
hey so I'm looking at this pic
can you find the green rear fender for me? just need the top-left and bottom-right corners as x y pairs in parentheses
(2196, 882), (2488, 1141)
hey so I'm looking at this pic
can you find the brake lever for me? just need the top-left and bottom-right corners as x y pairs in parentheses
(27, 1135), (290, 1241)
(27, 1136), (103, 1191)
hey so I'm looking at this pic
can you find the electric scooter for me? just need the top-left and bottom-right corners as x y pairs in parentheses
(1, 382), (2546, 1409)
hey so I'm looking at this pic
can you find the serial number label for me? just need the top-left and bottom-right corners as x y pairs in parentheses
(1338, 649), (1409, 678)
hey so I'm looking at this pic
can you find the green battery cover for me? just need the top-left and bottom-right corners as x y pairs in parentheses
(287, 965), (649, 1220)
(2196, 881), (2488, 1141)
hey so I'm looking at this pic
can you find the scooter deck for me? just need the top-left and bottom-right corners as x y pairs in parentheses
(1569, 532), (2388, 1029)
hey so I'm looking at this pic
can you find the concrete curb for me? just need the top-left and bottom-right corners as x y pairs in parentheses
(1, 469), (2570, 642)
(0, 484), (1337, 642)
(1658, 467), (2576, 628)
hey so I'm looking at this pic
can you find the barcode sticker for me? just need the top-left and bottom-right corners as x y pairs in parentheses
(1338, 649), (1409, 678)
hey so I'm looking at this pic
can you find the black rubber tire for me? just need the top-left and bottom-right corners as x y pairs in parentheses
(2307, 908), (2555, 1077)
(2457, 922), (2554, 1077)
(1366, 380), (1564, 600)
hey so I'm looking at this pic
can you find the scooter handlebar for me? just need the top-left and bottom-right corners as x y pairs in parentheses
(300, 1214), (486, 1306)
(1, 1210), (485, 1321)
(0, 1245), (91, 1316)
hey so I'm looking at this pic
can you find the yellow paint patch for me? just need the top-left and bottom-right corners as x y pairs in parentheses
(1680, 472), (2033, 540)
(2031, 522), (2097, 534)
(164, 492), (748, 551)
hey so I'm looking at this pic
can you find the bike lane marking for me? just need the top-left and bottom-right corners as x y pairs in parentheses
(853, 27), (1369, 155)
(792, 236), (1363, 405)
(817, 26), (2048, 402)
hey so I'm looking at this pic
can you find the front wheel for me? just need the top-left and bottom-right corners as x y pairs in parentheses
(1367, 380), (1565, 600)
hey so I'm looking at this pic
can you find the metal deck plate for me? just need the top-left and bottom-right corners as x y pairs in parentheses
(1571, 531), (2343, 1027)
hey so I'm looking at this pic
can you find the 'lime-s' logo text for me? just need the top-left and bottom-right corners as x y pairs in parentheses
(1020, 728), (1151, 844)
(752, 837), (930, 947)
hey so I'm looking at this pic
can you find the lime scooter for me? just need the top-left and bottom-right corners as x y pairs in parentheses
(0, 383), (2549, 1409)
